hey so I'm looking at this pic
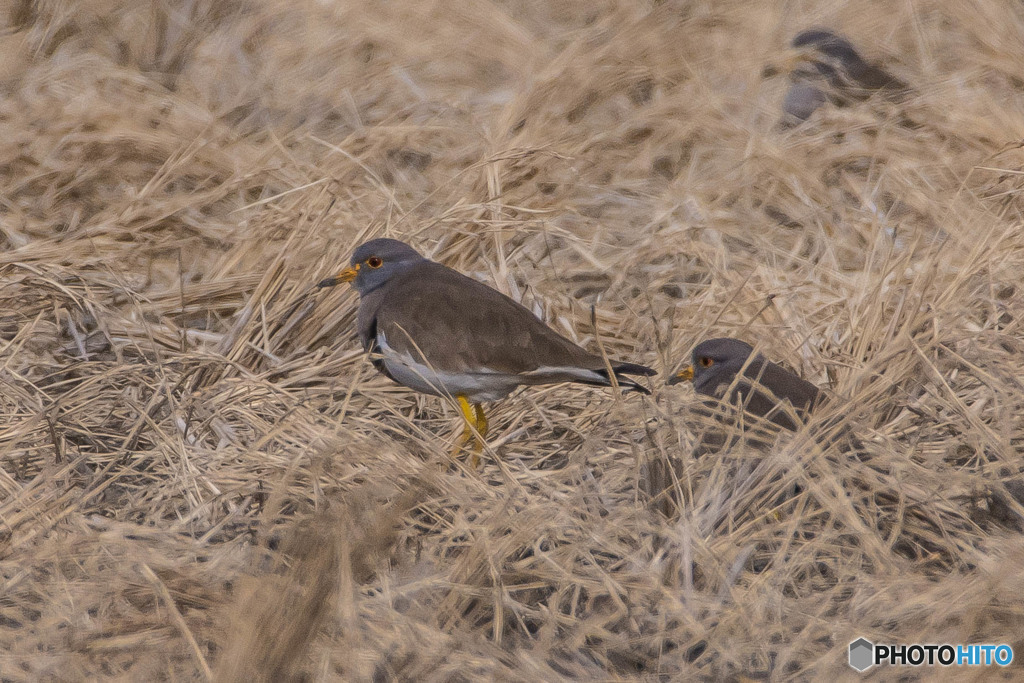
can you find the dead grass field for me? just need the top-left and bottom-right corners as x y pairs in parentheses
(3, 0), (1024, 679)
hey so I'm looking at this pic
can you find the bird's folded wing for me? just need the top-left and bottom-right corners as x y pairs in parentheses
(375, 262), (600, 375)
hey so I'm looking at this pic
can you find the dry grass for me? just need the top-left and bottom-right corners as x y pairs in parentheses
(3, 0), (1024, 679)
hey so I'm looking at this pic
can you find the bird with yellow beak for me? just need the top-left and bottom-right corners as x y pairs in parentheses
(319, 238), (655, 465)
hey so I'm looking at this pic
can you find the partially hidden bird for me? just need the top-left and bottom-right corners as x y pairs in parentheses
(653, 338), (856, 519)
(668, 337), (823, 432)
(779, 29), (909, 124)
(319, 238), (655, 465)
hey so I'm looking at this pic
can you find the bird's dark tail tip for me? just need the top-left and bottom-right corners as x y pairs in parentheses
(603, 361), (656, 395)
(612, 361), (657, 377)
(617, 379), (651, 395)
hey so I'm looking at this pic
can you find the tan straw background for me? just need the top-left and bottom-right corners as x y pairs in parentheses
(2, 0), (1024, 679)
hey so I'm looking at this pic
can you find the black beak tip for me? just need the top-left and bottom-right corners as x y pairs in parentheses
(317, 277), (338, 289)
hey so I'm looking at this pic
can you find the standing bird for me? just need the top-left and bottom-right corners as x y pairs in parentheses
(779, 29), (910, 125)
(319, 238), (655, 464)
(668, 337), (823, 431)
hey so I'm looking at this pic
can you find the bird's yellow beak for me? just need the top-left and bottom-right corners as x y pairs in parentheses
(317, 264), (359, 288)
(786, 48), (820, 70)
(667, 365), (694, 386)
(763, 49), (817, 77)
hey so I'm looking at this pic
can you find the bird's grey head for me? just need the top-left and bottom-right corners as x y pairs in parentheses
(791, 29), (867, 76)
(688, 338), (758, 394)
(318, 238), (426, 296)
(669, 337), (756, 388)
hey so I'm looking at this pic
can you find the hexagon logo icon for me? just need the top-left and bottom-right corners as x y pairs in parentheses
(849, 638), (874, 672)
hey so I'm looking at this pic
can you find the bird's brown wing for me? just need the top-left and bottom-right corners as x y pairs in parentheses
(854, 64), (909, 96)
(374, 261), (605, 375)
(752, 361), (823, 412)
(721, 360), (824, 431)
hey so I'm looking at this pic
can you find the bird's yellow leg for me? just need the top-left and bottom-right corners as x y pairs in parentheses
(456, 395), (475, 446)
(470, 403), (488, 468)
(473, 404), (488, 439)
(453, 396), (487, 468)
(452, 393), (475, 450)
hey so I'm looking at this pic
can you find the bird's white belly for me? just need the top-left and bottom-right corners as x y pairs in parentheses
(376, 331), (522, 402)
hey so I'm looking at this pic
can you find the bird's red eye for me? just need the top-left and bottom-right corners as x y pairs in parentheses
(699, 356), (714, 367)
(366, 256), (383, 269)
